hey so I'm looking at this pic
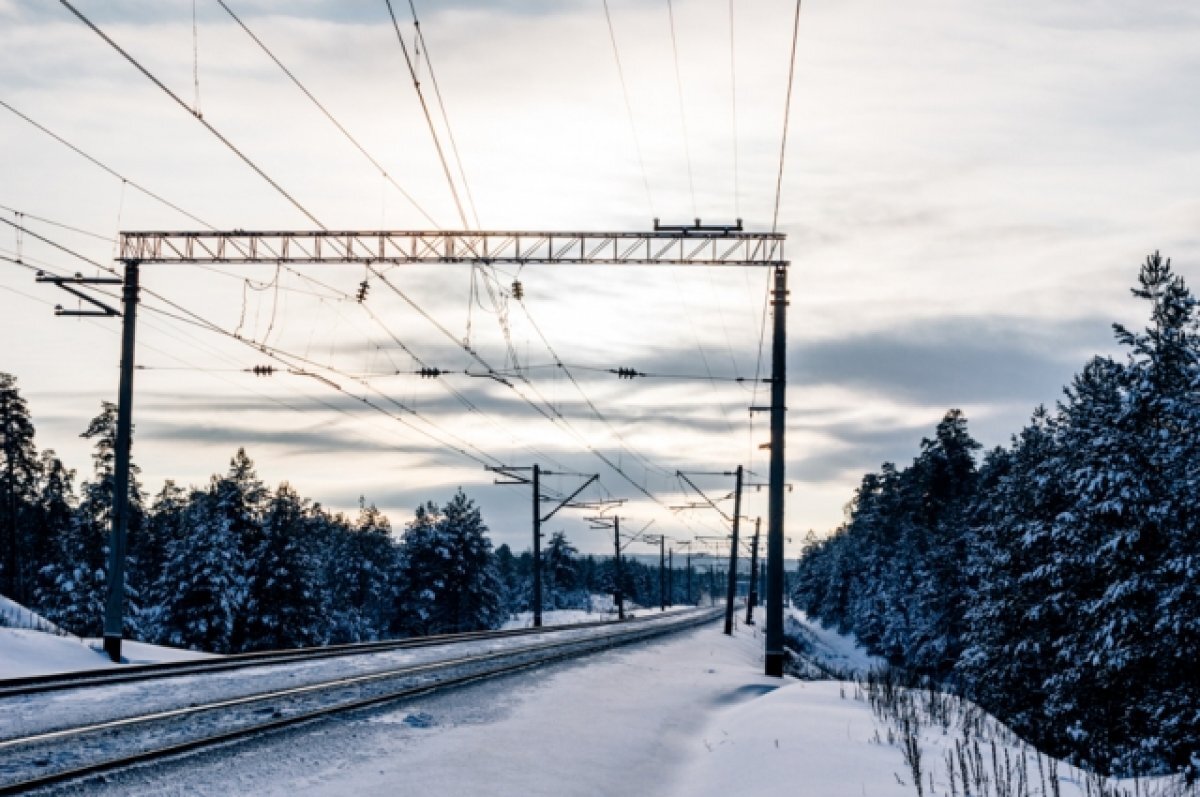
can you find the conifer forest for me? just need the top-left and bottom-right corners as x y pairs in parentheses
(794, 254), (1200, 778)
(0, 395), (692, 654)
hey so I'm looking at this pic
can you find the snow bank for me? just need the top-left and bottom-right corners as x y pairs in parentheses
(0, 628), (216, 679)
(785, 607), (885, 678)
(0, 594), (72, 637)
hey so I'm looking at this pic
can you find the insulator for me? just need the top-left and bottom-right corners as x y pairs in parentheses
(356, 280), (370, 303)
(251, 365), (276, 376)
(615, 367), (640, 379)
(511, 280), (524, 301)
(418, 367), (442, 378)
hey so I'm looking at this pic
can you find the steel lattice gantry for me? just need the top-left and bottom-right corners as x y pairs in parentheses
(107, 227), (791, 676)
(118, 229), (785, 266)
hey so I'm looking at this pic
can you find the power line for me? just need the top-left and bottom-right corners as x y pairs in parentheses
(771, 0), (803, 236)
(0, 97), (214, 229)
(57, 0), (325, 230)
(214, 0), (440, 228)
(728, 0), (740, 219)
(0, 204), (113, 242)
(382, 0), (469, 229)
(368, 266), (685, 518)
(406, 0), (481, 229)
(665, 0), (697, 217)
(601, 0), (655, 218)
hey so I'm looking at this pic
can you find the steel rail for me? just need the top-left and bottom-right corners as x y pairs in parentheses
(0, 612), (673, 699)
(0, 608), (720, 795)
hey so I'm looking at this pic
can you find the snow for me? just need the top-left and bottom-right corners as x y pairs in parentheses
(4, 610), (1189, 797)
(786, 607), (886, 677)
(0, 628), (215, 679)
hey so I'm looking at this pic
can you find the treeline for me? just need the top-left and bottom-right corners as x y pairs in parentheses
(0, 385), (706, 652)
(793, 253), (1200, 778)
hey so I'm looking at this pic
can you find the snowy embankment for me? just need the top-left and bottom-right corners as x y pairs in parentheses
(0, 598), (213, 679)
(672, 612), (1191, 797)
(46, 608), (1193, 797)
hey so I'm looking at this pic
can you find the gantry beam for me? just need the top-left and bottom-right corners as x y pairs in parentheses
(118, 229), (785, 266)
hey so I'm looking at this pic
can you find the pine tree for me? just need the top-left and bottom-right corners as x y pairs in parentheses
(30, 450), (75, 601)
(0, 372), (40, 602)
(212, 448), (268, 650)
(137, 480), (189, 641)
(38, 403), (143, 636)
(543, 530), (586, 610)
(241, 484), (329, 650)
(155, 489), (242, 652)
(325, 500), (398, 642)
(393, 490), (504, 636)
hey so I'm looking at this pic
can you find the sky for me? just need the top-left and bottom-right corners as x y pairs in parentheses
(1, 0), (1198, 555)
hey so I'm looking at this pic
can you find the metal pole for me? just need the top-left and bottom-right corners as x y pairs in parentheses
(613, 516), (624, 620)
(746, 517), (760, 625)
(723, 465), (743, 635)
(765, 264), (788, 677)
(532, 463), (542, 628)
(686, 550), (692, 605)
(103, 260), (139, 663)
(667, 548), (673, 607)
(659, 536), (666, 611)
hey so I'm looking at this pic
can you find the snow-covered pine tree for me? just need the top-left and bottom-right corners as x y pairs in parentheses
(137, 480), (189, 642)
(38, 403), (143, 637)
(155, 488), (242, 652)
(211, 448), (268, 650)
(958, 407), (1068, 741)
(544, 530), (587, 610)
(0, 372), (41, 602)
(392, 490), (504, 636)
(29, 450), (76, 605)
(325, 500), (398, 642)
(240, 483), (330, 650)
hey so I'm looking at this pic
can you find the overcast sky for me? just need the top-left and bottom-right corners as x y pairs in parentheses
(2, 0), (1198, 555)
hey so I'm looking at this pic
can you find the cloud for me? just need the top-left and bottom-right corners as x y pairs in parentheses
(793, 315), (1116, 406)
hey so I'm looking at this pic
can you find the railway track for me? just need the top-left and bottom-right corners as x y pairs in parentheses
(0, 606), (720, 795)
(0, 610), (684, 699)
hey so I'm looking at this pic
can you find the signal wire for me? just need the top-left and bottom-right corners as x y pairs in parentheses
(57, 0), (325, 230)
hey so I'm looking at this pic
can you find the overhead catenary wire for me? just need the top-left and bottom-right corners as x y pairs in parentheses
(382, 0), (469, 230)
(405, 0), (481, 229)
(16, 3), (768, 537)
(215, 0), (440, 229)
(57, 0), (325, 230)
(771, 0), (803, 237)
(3, 219), (506, 469)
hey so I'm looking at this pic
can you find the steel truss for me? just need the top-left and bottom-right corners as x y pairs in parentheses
(119, 229), (785, 266)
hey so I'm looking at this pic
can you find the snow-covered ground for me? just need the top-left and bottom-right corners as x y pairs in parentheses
(786, 606), (885, 677)
(0, 596), (217, 680)
(0, 628), (217, 679)
(22, 610), (1188, 797)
